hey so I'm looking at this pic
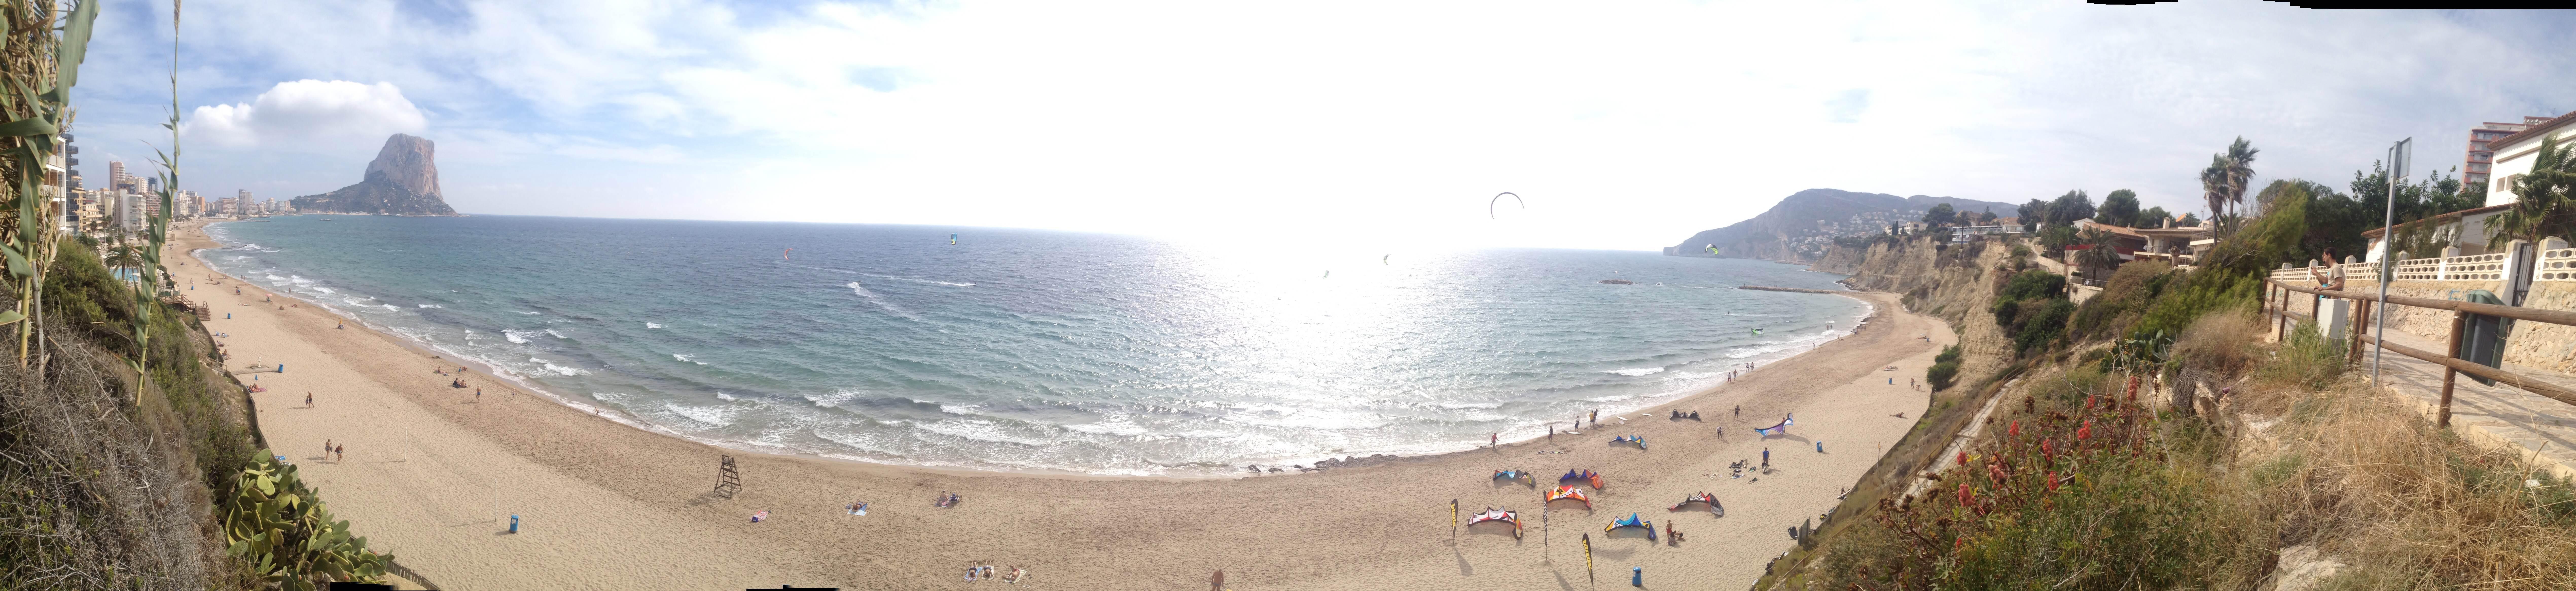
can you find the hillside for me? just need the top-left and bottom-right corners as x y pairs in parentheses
(1667, 189), (2017, 262)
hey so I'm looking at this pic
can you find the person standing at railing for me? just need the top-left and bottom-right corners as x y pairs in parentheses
(2310, 248), (2347, 290)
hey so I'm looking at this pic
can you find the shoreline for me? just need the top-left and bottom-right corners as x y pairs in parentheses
(176, 218), (1952, 590)
(192, 218), (1874, 479)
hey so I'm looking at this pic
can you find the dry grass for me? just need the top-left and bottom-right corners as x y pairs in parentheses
(0, 327), (230, 589)
(1806, 309), (2576, 590)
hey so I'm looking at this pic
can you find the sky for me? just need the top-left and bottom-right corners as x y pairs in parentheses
(63, 1), (2576, 251)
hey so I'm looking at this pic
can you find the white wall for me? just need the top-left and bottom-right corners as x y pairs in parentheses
(2486, 126), (2576, 206)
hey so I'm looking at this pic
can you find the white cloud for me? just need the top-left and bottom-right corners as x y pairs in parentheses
(181, 80), (425, 148)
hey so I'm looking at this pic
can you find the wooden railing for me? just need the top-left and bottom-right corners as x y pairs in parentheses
(2264, 279), (2576, 427)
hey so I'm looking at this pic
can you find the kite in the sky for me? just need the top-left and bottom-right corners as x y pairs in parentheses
(1490, 192), (1523, 218)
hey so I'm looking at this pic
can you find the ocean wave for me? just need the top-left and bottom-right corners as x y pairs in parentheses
(645, 322), (663, 329)
(518, 311), (541, 315)
(379, 304), (399, 312)
(662, 402), (738, 427)
(417, 304), (442, 308)
(543, 362), (588, 376)
(1607, 366), (1666, 377)
(311, 286), (335, 295)
(911, 418), (1053, 447)
(938, 404), (981, 415)
(715, 391), (738, 401)
(673, 353), (707, 365)
(504, 330), (530, 344)
(545, 329), (568, 339)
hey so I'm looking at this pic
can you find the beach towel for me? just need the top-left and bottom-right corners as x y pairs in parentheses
(1753, 413), (1794, 437)
(750, 510), (769, 523)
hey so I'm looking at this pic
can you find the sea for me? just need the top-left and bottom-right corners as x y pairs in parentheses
(198, 215), (1867, 476)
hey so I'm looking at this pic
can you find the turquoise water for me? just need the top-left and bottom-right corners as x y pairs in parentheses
(201, 215), (1865, 475)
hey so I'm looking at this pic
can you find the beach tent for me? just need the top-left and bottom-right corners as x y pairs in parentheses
(1545, 485), (1594, 509)
(1667, 492), (1722, 516)
(1754, 413), (1796, 437)
(1559, 469), (1605, 490)
(1605, 513), (1657, 541)
(1610, 435), (1648, 450)
(1467, 507), (1525, 539)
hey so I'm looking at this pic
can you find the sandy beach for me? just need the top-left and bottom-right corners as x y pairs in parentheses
(174, 218), (1951, 590)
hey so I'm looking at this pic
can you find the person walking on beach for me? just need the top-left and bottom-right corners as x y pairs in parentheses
(324, 438), (332, 458)
(475, 387), (483, 401)
(333, 444), (344, 463)
(305, 392), (313, 407)
(1734, 405), (1740, 418)
(1491, 433), (1498, 448)
(1761, 447), (1769, 468)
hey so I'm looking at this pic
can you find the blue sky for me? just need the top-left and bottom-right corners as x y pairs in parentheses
(65, 1), (2576, 250)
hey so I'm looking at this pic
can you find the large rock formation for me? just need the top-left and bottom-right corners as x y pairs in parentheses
(289, 134), (458, 215)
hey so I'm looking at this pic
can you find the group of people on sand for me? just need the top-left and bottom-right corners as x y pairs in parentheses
(962, 565), (1025, 583)
(935, 491), (962, 508)
(322, 438), (345, 463)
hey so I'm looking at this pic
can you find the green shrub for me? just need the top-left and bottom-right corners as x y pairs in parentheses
(2014, 299), (2076, 355)
(1928, 346), (1965, 391)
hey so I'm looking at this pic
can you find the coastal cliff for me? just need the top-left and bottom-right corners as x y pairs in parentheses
(1815, 235), (2018, 385)
(289, 134), (459, 215)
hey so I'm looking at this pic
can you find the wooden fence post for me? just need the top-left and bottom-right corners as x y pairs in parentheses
(2442, 311), (2466, 428)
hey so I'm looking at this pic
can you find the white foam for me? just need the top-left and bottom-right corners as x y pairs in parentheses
(662, 403), (737, 427)
(1608, 367), (1666, 377)
(674, 353), (708, 365)
(504, 330), (531, 344)
(939, 404), (981, 415)
(380, 304), (400, 312)
(545, 329), (567, 339)
(518, 311), (541, 315)
(844, 282), (921, 320)
(645, 322), (663, 329)
(543, 362), (589, 376)
(311, 286), (335, 295)
(417, 304), (442, 308)
(864, 273), (975, 287)
(714, 391), (738, 401)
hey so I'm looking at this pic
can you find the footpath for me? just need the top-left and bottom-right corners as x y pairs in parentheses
(2365, 328), (2576, 481)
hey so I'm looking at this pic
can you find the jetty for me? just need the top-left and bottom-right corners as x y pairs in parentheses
(1737, 285), (1849, 294)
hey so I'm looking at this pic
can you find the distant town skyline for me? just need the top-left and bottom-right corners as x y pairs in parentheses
(59, 1), (2576, 250)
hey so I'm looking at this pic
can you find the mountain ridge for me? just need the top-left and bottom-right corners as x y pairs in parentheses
(1666, 189), (2016, 262)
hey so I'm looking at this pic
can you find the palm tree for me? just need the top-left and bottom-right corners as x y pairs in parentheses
(2486, 134), (2576, 249)
(101, 245), (140, 284)
(2199, 138), (2260, 237)
(2221, 138), (2260, 227)
(2075, 227), (2124, 278)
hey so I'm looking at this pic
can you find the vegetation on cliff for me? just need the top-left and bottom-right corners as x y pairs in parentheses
(1772, 171), (2576, 590)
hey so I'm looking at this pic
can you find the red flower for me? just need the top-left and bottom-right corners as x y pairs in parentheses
(1958, 482), (1973, 505)
(2009, 420), (2020, 438)
(2078, 420), (2092, 441)
(2045, 471), (2059, 492)
(1988, 464), (2006, 484)
(2042, 439), (2052, 457)
(1958, 451), (1970, 466)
